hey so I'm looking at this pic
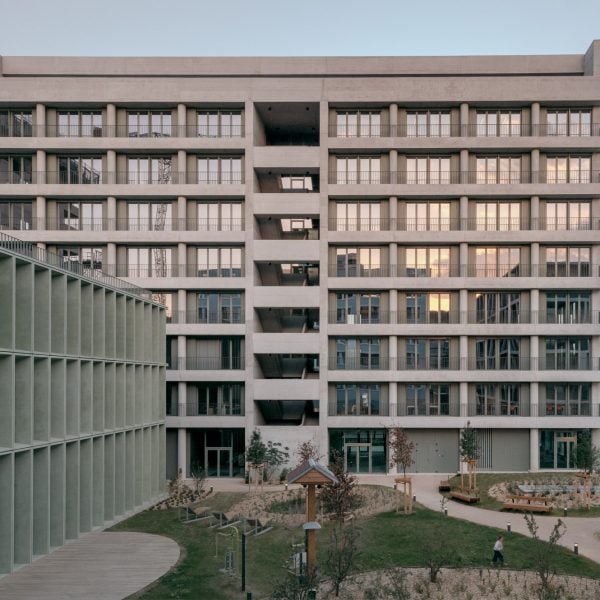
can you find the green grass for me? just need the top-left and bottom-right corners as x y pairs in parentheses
(111, 488), (600, 599)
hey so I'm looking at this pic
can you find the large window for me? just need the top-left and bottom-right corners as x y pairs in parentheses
(57, 201), (103, 231)
(197, 247), (243, 277)
(405, 247), (450, 277)
(405, 384), (450, 415)
(544, 385), (590, 416)
(127, 248), (173, 277)
(127, 157), (171, 184)
(334, 384), (381, 415)
(127, 111), (172, 137)
(406, 112), (451, 137)
(197, 202), (243, 231)
(545, 292), (591, 324)
(335, 338), (381, 369)
(476, 157), (521, 184)
(0, 156), (33, 184)
(335, 247), (383, 277)
(336, 156), (381, 184)
(0, 110), (33, 137)
(545, 337), (591, 370)
(198, 111), (242, 137)
(58, 246), (103, 274)
(545, 201), (590, 230)
(474, 247), (521, 277)
(197, 292), (243, 324)
(58, 111), (102, 137)
(405, 338), (450, 369)
(0, 201), (33, 230)
(405, 202), (450, 231)
(335, 202), (382, 231)
(476, 111), (521, 137)
(475, 338), (520, 369)
(475, 202), (521, 231)
(190, 384), (244, 416)
(406, 157), (451, 184)
(280, 175), (315, 191)
(336, 111), (381, 137)
(544, 247), (590, 277)
(474, 384), (521, 415)
(58, 156), (102, 184)
(405, 292), (451, 324)
(127, 202), (172, 231)
(474, 292), (521, 324)
(546, 156), (590, 184)
(546, 110), (591, 136)
(198, 157), (242, 184)
(335, 292), (381, 324)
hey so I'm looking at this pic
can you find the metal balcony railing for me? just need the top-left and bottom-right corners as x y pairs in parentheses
(191, 264), (245, 278)
(537, 403), (592, 417)
(36, 124), (245, 138)
(111, 264), (181, 278)
(397, 311), (461, 325)
(328, 264), (393, 278)
(328, 310), (393, 325)
(173, 356), (245, 370)
(536, 356), (597, 371)
(397, 356), (459, 370)
(173, 310), (245, 325)
(327, 400), (390, 417)
(44, 217), (107, 231)
(328, 356), (391, 370)
(467, 400), (530, 417)
(166, 401), (244, 417)
(537, 311), (597, 325)
(467, 356), (530, 370)
(328, 218), (393, 231)
(467, 311), (530, 324)
(397, 399), (461, 417)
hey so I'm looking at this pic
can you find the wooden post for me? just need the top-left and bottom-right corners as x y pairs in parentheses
(306, 485), (317, 574)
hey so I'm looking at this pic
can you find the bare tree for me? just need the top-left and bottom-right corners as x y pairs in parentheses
(320, 450), (362, 522)
(272, 571), (319, 600)
(389, 427), (415, 477)
(295, 438), (322, 464)
(323, 524), (360, 597)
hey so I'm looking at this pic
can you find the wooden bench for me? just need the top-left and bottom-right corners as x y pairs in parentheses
(502, 494), (552, 513)
(438, 478), (452, 492)
(449, 490), (480, 503)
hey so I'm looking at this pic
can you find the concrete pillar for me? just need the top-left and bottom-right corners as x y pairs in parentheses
(388, 382), (397, 419)
(107, 150), (116, 184)
(36, 150), (46, 184)
(460, 149), (469, 183)
(389, 288), (398, 324)
(531, 102), (540, 136)
(107, 243), (117, 275)
(177, 104), (186, 137)
(460, 102), (469, 136)
(389, 242), (397, 277)
(177, 196), (187, 231)
(177, 382), (187, 417)
(460, 382), (468, 417)
(530, 288), (539, 324)
(459, 242), (468, 277)
(177, 150), (187, 184)
(530, 195), (539, 230)
(389, 103), (398, 136)
(530, 334), (539, 371)
(389, 150), (398, 184)
(178, 289), (187, 325)
(389, 196), (398, 230)
(177, 335), (186, 371)
(35, 103), (45, 136)
(35, 196), (46, 230)
(459, 195), (468, 230)
(460, 335), (468, 371)
(531, 148), (540, 183)
(177, 428), (187, 478)
(459, 288), (468, 324)
(531, 242), (540, 277)
(389, 335), (397, 370)
(106, 104), (116, 135)
(529, 428), (539, 471)
(178, 242), (187, 277)
(107, 196), (117, 230)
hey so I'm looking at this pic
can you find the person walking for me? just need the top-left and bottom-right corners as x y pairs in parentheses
(492, 535), (504, 566)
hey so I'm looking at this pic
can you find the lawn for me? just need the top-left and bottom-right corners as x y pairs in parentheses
(110, 488), (600, 599)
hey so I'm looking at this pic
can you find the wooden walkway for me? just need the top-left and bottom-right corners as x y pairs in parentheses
(0, 532), (179, 600)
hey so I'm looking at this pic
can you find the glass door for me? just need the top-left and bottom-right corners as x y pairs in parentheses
(344, 443), (372, 473)
(205, 447), (233, 477)
(554, 434), (576, 469)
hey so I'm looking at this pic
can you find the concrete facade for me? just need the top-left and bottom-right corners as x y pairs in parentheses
(0, 235), (166, 575)
(1, 43), (599, 481)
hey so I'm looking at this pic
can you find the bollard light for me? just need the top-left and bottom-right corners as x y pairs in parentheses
(444, 507), (448, 516)
(413, 494), (416, 502)
(285, 483), (288, 491)
(507, 522), (511, 532)
(563, 508), (567, 517)
(574, 543), (579, 555)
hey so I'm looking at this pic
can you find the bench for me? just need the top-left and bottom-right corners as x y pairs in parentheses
(450, 490), (480, 503)
(502, 494), (552, 513)
(438, 478), (452, 492)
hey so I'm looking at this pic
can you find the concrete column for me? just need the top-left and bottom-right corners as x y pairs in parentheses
(37, 242), (46, 251)
(530, 382), (539, 420)
(531, 102), (540, 136)
(178, 242), (187, 277)
(459, 288), (468, 324)
(177, 104), (186, 137)
(460, 335), (468, 371)
(35, 196), (46, 231)
(389, 288), (398, 324)
(530, 195), (540, 231)
(530, 335), (539, 370)
(177, 196), (187, 231)
(177, 150), (187, 184)
(531, 242), (540, 277)
(107, 150), (116, 184)
(389, 150), (398, 184)
(459, 195), (468, 230)
(389, 103), (398, 136)
(530, 288), (539, 324)
(529, 428), (539, 471)
(107, 196), (117, 230)
(178, 289), (187, 325)
(177, 428), (187, 478)
(459, 242), (468, 277)
(531, 148), (540, 183)
(177, 382), (187, 417)
(460, 381), (468, 417)
(460, 103), (469, 136)
(388, 382), (397, 419)
(107, 243), (117, 275)
(389, 196), (398, 230)
(36, 150), (46, 184)
(460, 149), (469, 183)
(35, 103), (46, 136)
(388, 335), (397, 370)
(389, 242), (397, 277)
(177, 335), (186, 370)
(106, 104), (116, 134)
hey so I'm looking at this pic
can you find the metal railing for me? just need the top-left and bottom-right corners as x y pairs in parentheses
(328, 311), (461, 325)
(328, 311), (393, 325)
(327, 401), (390, 417)
(0, 232), (152, 299)
(537, 403), (592, 417)
(328, 357), (391, 370)
(108, 264), (245, 278)
(172, 356), (245, 370)
(173, 310), (245, 325)
(467, 400), (530, 417)
(38, 124), (244, 138)
(397, 399), (461, 417)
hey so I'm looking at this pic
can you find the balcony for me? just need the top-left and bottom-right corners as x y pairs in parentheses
(397, 398), (461, 417)
(169, 356), (245, 370)
(537, 403), (591, 417)
(172, 309), (244, 325)
(467, 400), (530, 417)
(167, 401), (245, 417)
(38, 124), (244, 138)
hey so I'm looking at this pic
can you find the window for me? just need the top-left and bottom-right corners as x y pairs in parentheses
(546, 110), (591, 136)
(476, 157), (521, 184)
(198, 157), (242, 184)
(0, 201), (33, 230)
(335, 384), (380, 415)
(544, 247), (590, 277)
(127, 202), (172, 231)
(474, 247), (520, 277)
(197, 293), (243, 324)
(197, 247), (243, 277)
(336, 156), (381, 184)
(545, 292), (590, 324)
(57, 201), (103, 231)
(405, 384), (450, 415)
(151, 292), (174, 322)
(336, 293), (381, 324)
(336, 111), (381, 137)
(0, 156), (33, 184)
(127, 157), (171, 184)
(192, 384), (243, 416)
(0, 110), (33, 137)
(475, 202), (521, 231)
(545, 201), (590, 230)
(406, 157), (451, 184)
(336, 338), (381, 369)
(197, 202), (242, 231)
(406, 338), (450, 369)
(406, 112), (451, 137)
(58, 111), (102, 137)
(335, 247), (382, 277)
(405, 202), (450, 231)
(127, 248), (173, 277)
(58, 247), (103, 274)
(475, 338), (520, 369)
(280, 175), (314, 191)
(544, 384), (590, 416)
(406, 293), (451, 324)
(405, 247), (450, 277)
(546, 156), (590, 184)
(476, 111), (521, 136)
(335, 202), (382, 231)
(545, 337), (591, 370)
(127, 111), (172, 137)
(475, 292), (521, 324)
(198, 111), (242, 137)
(58, 156), (102, 184)
(475, 384), (520, 415)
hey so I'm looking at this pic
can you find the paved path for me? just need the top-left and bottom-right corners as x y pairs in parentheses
(0, 532), (180, 600)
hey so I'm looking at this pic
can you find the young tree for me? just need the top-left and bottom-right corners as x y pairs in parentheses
(272, 571), (319, 600)
(323, 524), (360, 597)
(459, 422), (480, 492)
(320, 450), (363, 522)
(574, 430), (600, 475)
(265, 440), (290, 481)
(389, 427), (415, 477)
(246, 428), (267, 466)
(295, 438), (322, 464)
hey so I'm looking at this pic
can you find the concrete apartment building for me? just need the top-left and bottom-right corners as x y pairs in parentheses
(0, 42), (599, 481)
(0, 235), (166, 575)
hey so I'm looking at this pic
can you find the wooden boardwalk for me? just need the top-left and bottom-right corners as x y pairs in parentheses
(0, 532), (180, 600)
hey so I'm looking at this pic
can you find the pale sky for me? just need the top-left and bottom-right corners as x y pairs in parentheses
(0, 0), (599, 56)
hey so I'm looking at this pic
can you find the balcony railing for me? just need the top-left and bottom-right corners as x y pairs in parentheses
(328, 400), (390, 417)
(37, 124), (244, 138)
(169, 356), (245, 370)
(328, 311), (393, 325)
(328, 357), (391, 370)
(467, 399), (530, 417)
(397, 399), (461, 417)
(109, 264), (245, 278)
(166, 401), (244, 416)
(173, 310), (245, 325)
(328, 311), (461, 325)
(538, 403), (591, 417)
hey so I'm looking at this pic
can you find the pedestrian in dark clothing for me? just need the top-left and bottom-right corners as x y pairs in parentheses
(492, 535), (504, 566)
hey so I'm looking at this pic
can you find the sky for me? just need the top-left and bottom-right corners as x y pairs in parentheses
(0, 0), (599, 57)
